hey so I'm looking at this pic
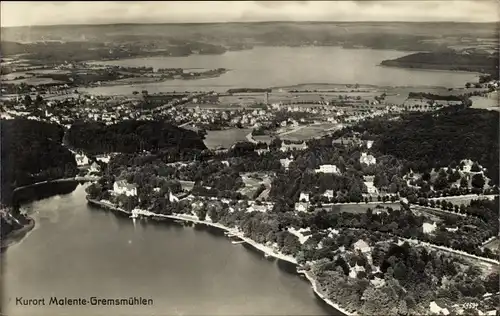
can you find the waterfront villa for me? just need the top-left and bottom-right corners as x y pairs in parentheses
(113, 180), (138, 197)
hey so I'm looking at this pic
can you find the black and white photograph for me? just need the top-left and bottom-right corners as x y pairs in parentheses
(0, 1), (499, 315)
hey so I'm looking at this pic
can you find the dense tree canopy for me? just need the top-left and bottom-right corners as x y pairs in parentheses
(352, 108), (499, 185)
(67, 120), (207, 154)
(1, 119), (77, 205)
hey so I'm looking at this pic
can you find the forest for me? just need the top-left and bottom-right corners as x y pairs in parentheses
(66, 120), (207, 154)
(381, 51), (499, 78)
(351, 108), (499, 185)
(0, 119), (77, 205)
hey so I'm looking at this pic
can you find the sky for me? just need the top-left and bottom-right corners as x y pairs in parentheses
(1, 1), (499, 27)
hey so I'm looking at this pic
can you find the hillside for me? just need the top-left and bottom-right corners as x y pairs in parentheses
(381, 51), (499, 78)
(66, 120), (207, 154)
(1, 22), (497, 62)
(353, 108), (499, 185)
(0, 119), (78, 205)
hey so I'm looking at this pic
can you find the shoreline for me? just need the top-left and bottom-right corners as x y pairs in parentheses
(86, 198), (356, 316)
(12, 176), (98, 193)
(0, 217), (35, 251)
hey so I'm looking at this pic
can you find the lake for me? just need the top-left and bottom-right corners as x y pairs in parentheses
(1, 184), (338, 316)
(82, 47), (479, 95)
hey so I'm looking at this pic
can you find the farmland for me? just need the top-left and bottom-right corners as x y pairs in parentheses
(203, 128), (252, 149)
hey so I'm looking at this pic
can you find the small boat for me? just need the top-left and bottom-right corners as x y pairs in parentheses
(231, 240), (245, 245)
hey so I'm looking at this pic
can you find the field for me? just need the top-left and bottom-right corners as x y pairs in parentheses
(182, 102), (243, 110)
(482, 238), (499, 251)
(7, 77), (66, 85)
(471, 91), (499, 111)
(203, 128), (252, 149)
(238, 172), (273, 199)
(280, 123), (340, 141)
(430, 194), (497, 206)
(318, 202), (402, 214)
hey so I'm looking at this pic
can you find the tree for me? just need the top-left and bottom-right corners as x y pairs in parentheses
(471, 174), (485, 189)
(24, 95), (32, 106)
(471, 162), (481, 172)
(460, 176), (469, 188)
(484, 272), (499, 293)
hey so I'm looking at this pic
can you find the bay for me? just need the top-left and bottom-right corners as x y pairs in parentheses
(1, 184), (338, 316)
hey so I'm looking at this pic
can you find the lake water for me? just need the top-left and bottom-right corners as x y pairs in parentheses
(82, 47), (479, 95)
(1, 184), (337, 316)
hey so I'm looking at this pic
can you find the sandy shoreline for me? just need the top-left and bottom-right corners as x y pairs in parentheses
(87, 198), (355, 316)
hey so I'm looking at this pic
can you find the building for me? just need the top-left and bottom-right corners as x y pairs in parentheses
(96, 155), (111, 164)
(363, 176), (379, 195)
(279, 156), (294, 170)
(89, 162), (100, 173)
(315, 164), (340, 174)
(295, 202), (309, 212)
(423, 222), (437, 234)
(113, 180), (137, 197)
(323, 190), (335, 199)
(353, 239), (371, 253)
(75, 153), (89, 166)
(360, 152), (376, 166)
(169, 192), (179, 203)
(280, 141), (308, 152)
(299, 192), (310, 202)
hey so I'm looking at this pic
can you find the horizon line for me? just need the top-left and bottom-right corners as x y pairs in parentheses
(2, 20), (499, 28)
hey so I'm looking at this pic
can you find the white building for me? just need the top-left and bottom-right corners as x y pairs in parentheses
(96, 155), (111, 164)
(460, 159), (474, 173)
(366, 140), (374, 149)
(113, 180), (137, 197)
(353, 239), (371, 253)
(280, 141), (308, 152)
(423, 222), (437, 234)
(299, 192), (310, 202)
(429, 301), (450, 315)
(89, 162), (100, 173)
(169, 192), (179, 203)
(360, 153), (377, 166)
(280, 156), (294, 170)
(295, 202), (309, 212)
(323, 190), (335, 199)
(315, 164), (340, 174)
(75, 153), (89, 166)
(363, 180), (379, 195)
